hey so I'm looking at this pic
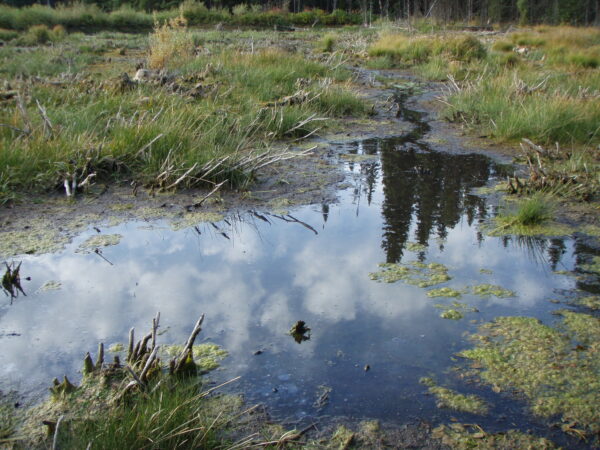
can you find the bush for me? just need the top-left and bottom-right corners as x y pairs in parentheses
(320, 33), (336, 53)
(0, 28), (18, 42)
(148, 15), (195, 69)
(50, 24), (67, 41)
(569, 52), (599, 68)
(24, 24), (51, 45)
(492, 40), (513, 52)
(445, 35), (486, 61)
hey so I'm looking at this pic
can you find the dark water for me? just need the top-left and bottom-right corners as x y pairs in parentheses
(0, 105), (593, 444)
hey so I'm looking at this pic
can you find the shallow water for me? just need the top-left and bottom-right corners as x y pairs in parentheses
(0, 104), (593, 443)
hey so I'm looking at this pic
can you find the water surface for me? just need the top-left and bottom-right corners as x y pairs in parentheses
(0, 115), (589, 444)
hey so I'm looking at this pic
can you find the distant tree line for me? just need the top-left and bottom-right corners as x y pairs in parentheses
(3, 0), (599, 25)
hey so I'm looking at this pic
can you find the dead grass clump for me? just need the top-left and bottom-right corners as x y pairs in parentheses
(148, 15), (194, 70)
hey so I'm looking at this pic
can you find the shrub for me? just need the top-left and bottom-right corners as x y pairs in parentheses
(50, 24), (67, 41)
(569, 52), (599, 69)
(320, 33), (336, 53)
(514, 195), (553, 225)
(148, 15), (195, 70)
(492, 40), (513, 52)
(445, 35), (486, 61)
(0, 28), (18, 42)
(23, 24), (51, 45)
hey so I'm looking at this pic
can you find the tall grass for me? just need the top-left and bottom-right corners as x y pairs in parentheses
(0, 2), (361, 32)
(369, 33), (487, 65)
(0, 31), (367, 198)
(57, 379), (238, 449)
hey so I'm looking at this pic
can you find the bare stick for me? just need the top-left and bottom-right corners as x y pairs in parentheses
(127, 328), (135, 362)
(175, 314), (205, 372)
(16, 94), (32, 135)
(135, 133), (164, 158)
(151, 312), (160, 351)
(64, 179), (72, 197)
(52, 415), (64, 450)
(139, 346), (159, 383)
(125, 365), (145, 389)
(36, 99), (53, 138)
(164, 162), (199, 190)
(95, 343), (104, 370)
(139, 332), (153, 357)
(187, 180), (227, 209)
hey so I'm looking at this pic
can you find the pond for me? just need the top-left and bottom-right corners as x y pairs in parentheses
(0, 97), (593, 445)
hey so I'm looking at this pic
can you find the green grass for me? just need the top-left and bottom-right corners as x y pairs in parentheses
(0, 29), (367, 201)
(57, 379), (238, 449)
(0, 3), (361, 32)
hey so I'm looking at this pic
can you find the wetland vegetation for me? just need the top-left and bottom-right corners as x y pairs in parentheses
(1, 3), (600, 448)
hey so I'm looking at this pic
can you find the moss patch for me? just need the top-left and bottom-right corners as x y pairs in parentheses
(267, 197), (294, 215)
(161, 343), (228, 372)
(406, 242), (427, 252)
(76, 234), (122, 253)
(170, 211), (225, 231)
(460, 312), (600, 438)
(432, 424), (557, 449)
(0, 228), (69, 258)
(486, 219), (574, 237)
(37, 280), (62, 292)
(470, 284), (515, 298)
(370, 261), (451, 289)
(108, 343), (124, 353)
(580, 255), (600, 274)
(420, 377), (488, 415)
(572, 295), (600, 310)
(427, 287), (462, 298)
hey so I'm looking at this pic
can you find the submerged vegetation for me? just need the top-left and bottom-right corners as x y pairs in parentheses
(420, 377), (489, 415)
(461, 312), (600, 439)
(369, 260), (451, 287)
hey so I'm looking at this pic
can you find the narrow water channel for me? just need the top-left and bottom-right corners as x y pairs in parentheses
(0, 91), (592, 445)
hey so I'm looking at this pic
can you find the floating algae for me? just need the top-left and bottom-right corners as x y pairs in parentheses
(108, 343), (124, 353)
(580, 255), (600, 275)
(406, 242), (427, 252)
(76, 234), (122, 253)
(37, 281), (62, 292)
(460, 312), (600, 438)
(109, 203), (134, 211)
(427, 287), (462, 298)
(470, 284), (515, 298)
(170, 211), (225, 231)
(435, 301), (478, 320)
(485, 219), (573, 238)
(432, 424), (557, 449)
(161, 343), (228, 372)
(0, 228), (69, 258)
(571, 295), (600, 310)
(370, 261), (451, 288)
(479, 268), (493, 275)
(420, 377), (488, 414)
(440, 309), (463, 320)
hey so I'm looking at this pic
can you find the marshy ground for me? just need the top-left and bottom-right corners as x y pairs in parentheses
(1, 17), (600, 449)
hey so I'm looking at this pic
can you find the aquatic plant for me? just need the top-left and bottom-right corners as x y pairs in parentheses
(369, 261), (451, 289)
(76, 234), (122, 253)
(420, 377), (488, 414)
(433, 423), (557, 449)
(440, 309), (463, 320)
(427, 287), (462, 298)
(460, 312), (600, 438)
(470, 284), (515, 298)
